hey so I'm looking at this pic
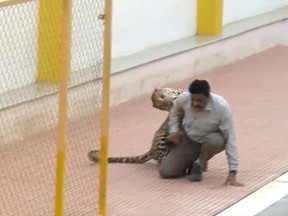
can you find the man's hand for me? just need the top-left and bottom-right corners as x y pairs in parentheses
(167, 131), (183, 144)
(224, 172), (244, 187)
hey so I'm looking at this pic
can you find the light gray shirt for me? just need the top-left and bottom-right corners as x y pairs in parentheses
(168, 91), (239, 171)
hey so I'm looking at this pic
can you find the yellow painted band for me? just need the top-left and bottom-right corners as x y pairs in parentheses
(54, 150), (65, 216)
(197, 0), (223, 35)
(37, 0), (63, 82)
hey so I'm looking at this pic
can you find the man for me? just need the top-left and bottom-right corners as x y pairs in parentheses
(159, 79), (243, 186)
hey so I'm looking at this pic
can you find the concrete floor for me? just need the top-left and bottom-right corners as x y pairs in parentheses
(256, 195), (288, 216)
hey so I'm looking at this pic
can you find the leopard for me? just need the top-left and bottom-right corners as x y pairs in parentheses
(87, 87), (185, 166)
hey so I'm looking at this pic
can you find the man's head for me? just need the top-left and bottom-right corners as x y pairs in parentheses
(188, 79), (211, 112)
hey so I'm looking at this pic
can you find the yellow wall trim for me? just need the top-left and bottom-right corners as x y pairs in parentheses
(37, 0), (62, 82)
(197, 0), (223, 35)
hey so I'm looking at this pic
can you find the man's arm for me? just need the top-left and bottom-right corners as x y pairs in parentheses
(218, 103), (244, 187)
(218, 105), (239, 171)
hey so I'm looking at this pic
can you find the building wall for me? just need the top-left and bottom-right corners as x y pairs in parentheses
(0, 0), (288, 94)
(0, 2), (38, 93)
(223, 0), (288, 25)
(111, 0), (197, 58)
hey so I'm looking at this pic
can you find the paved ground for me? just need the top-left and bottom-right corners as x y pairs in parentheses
(0, 45), (288, 216)
(216, 171), (288, 216)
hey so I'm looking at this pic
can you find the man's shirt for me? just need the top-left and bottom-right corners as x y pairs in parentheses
(169, 91), (239, 171)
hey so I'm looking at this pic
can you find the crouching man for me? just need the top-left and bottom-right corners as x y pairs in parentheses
(159, 79), (243, 186)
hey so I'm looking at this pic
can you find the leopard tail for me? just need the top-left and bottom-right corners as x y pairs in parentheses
(87, 149), (153, 164)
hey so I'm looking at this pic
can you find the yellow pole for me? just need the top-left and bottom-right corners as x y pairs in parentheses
(98, 0), (113, 215)
(54, 0), (72, 215)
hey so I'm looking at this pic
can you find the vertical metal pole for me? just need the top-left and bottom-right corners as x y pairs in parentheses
(98, 0), (113, 215)
(54, 0), (72, 215)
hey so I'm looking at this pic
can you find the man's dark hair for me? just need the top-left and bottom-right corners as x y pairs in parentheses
(188, 79), (210, 97)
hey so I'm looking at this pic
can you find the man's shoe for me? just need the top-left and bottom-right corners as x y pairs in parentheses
(187, 162), (202, 182)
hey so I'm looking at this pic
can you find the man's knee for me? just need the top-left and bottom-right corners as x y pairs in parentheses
(204, 132), (225, 148)
(158, 163), (185, 179)
(200, 132), (225, 163)
(158, 167), (174, 179)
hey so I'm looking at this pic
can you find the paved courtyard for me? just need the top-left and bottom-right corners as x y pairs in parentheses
(0, 46), (288, 215)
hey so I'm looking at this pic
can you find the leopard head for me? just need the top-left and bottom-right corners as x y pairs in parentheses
(151, 87), (184, 111)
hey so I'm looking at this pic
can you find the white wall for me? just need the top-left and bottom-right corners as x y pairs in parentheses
(1, 0), (197, 94)
(0, 0), (104, 94)
(223, 0), (288, 25)
(0, 2), (38, 94)
(1, 0), (288, 94)
(71, 0), (104, 72)
(112, 0), (197, 59)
